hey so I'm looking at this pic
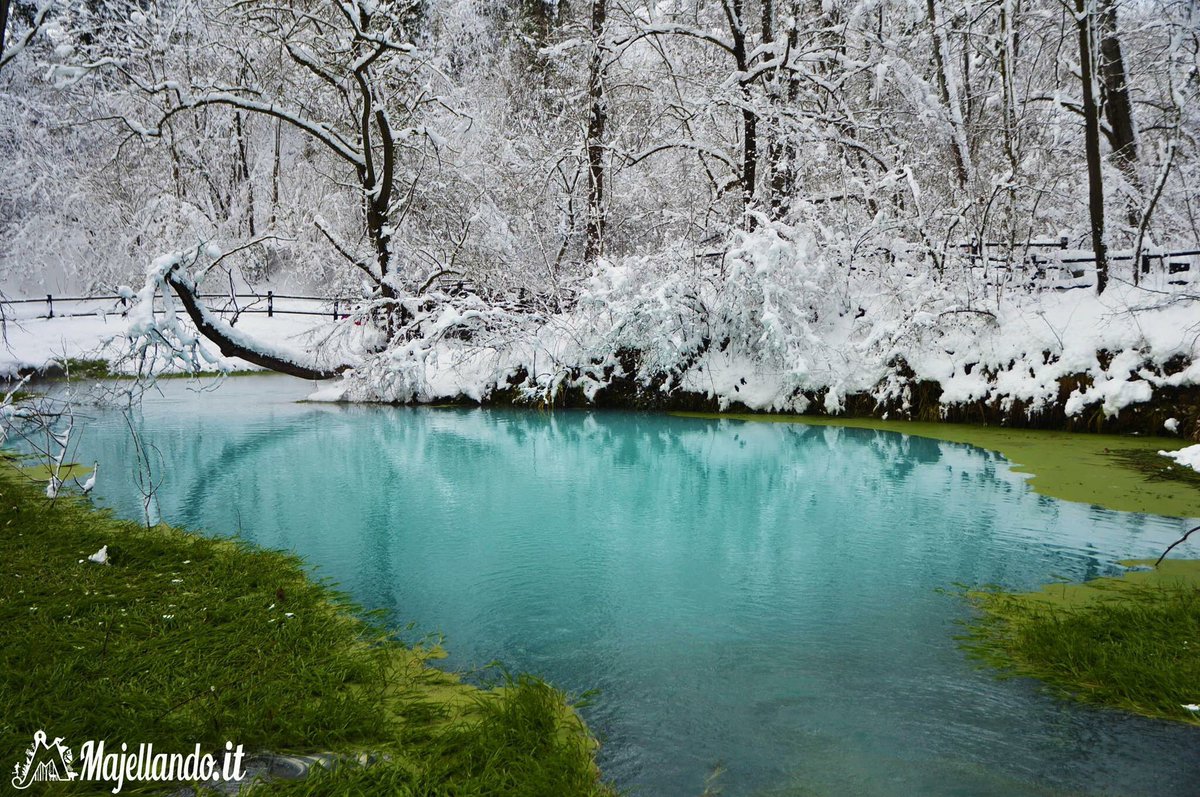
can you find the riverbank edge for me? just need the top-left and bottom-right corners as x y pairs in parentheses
(23, 361), (1200, 515)
(20, 355), (1200, 444)
(668, 411), (1200, 518)
(0, 458), (613, 796)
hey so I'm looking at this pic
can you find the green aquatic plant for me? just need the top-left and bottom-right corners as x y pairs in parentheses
(961, 559), (1200, 726)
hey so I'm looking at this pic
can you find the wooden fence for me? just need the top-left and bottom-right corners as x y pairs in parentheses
(4, 246), (1195, 321)
(2, 291), (355, 321)
(870, 239), (1198, 291)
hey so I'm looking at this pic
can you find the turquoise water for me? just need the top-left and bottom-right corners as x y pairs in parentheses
(62, 376), (1200, 796)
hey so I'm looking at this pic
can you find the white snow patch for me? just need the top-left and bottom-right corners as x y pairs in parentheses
(1160, 445), (1200, 473)
(306, 384), (348, 402)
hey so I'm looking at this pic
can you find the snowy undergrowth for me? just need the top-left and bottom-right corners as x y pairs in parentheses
(327, 223), (1200, 424)
(121, 225), (1200, 427)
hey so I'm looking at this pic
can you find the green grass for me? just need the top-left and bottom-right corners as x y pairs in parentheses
(58, 358), (118, 379)
(0, 462), (613, 796)
(258, 675), (608, 797)
(961, 559), (1200, 725)
(22, 357), (263, 383)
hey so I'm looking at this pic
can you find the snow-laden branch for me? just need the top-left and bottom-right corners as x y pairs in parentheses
(608, 24), (737, 60)
(125, 245), (355, 380)
(132, 84), (366, 168)
(0, 0), (54, 72)
(623, 139), (739, 173)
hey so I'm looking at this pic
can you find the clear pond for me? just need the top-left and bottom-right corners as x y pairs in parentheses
(64, 377), (1200, 796)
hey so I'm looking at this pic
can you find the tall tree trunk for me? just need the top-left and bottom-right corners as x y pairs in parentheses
(1098, 0), (1137, 176)
(584, 0), (607, 263)
(725, 0), (757, 221)
(764, 3), (804, 220)
(998, 0), (1020, 238)
(235, 111), (256, 237)
(1076, 0), (1108, 293)
(1097, 0), (1140, 243)
(741, 109), (758, 216)
(925, 0), (971, 188)
(270, 118), (281, 229)
(767, 21), (801, 220)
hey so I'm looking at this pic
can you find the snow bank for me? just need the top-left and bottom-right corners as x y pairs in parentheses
(1161, 445), (1200, 473)
(6, 224), (1199, 431)
(328, 221), (1199, 422)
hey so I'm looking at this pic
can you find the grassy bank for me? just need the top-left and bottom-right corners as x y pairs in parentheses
(961, 559), (1200, 726)
(673, 412), (1200, 517)
(0, 461), (613, 796)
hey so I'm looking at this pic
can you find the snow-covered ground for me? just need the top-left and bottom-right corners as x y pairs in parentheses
(1161, 445), (1200, 473)
(0, 310), (337, 375)
(6, 225), (1199, 436)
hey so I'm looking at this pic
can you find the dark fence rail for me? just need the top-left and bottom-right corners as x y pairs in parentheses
(1, 273), (489, 321)
(2, 291), (359, 321)
(961, 245), (1197, 290)
(859, 240), (1199, 291)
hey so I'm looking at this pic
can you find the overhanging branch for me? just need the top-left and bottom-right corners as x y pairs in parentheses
(165, 272), (353, 380)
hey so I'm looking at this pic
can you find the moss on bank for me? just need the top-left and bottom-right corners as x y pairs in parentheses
(0, 461), (612, 796)
(673, 412), (1200, 517)
(961, 560), (1200, 726)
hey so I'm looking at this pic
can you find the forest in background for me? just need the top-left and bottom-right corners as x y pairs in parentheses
(1, 0), (1199, 423)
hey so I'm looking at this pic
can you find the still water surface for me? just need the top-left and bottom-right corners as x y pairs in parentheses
(65, 377), (1200, 796)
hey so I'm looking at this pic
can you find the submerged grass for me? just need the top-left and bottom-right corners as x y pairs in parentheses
(0, 460), (613, 796)
(961, 559), (1200, 725)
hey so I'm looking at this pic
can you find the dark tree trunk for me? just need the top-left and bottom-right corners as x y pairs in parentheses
(725, 0), (757, 221)
(235, 111), (256, 237)
(1076, 0), (1108, 294)
(584, 0), (607, 263)
(0, 0), (11, 66)
(926, 0), (969, 188)
(764, 3), (800, 220)
(270, 119), (281, 228)
(1098, 0), (1137, 176)
(1097, 0), (1140, 245)
(742, 108), (758, 220)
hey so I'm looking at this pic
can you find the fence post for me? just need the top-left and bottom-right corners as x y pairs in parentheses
(1141, 254), (1151, 275)
(46, 294), (53, 319)
(1059, 236), (1068, 250)
(267, 291), (274, 318)
(332, 299), (339, 320)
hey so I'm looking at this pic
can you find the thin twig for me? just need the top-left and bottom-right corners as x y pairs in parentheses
(1155, 524), (1200, 568)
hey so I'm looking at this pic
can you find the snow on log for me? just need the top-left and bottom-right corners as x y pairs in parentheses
(126, 247), (353, 381)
